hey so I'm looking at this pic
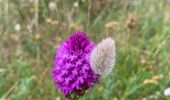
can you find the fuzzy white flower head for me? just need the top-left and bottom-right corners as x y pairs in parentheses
(90, 37), (116, 76)
(48, 1), (57, 11)
(164, 87), (170, 96)
(73, 2), (79, 7)
(14, 23), (21, 32)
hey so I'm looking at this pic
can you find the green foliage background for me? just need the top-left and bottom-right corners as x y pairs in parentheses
(0, 0), (170, 99)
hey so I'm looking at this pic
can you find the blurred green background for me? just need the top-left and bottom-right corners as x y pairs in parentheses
(0, 0), (170, 100)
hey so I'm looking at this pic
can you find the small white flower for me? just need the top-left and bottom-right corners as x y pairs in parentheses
(48, 1), (57, 11)
(0, 69), (5, 73)
(90, 37), (116, 76)
(164, 87), (170, 96)
(73, 2), (79, 7)
(56, 97), (60, 100)
(14, 23), (21, 32)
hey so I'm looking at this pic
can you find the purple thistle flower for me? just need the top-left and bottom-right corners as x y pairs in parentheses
(52, 31), (100, 96)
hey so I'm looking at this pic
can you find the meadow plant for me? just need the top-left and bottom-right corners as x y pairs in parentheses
(52, 32), (116, 99)
(90, 37), (116, 76)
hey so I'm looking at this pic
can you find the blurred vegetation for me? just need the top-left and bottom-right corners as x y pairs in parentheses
(0, 0), (170, 100)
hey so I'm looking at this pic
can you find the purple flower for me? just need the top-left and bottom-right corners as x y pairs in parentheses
(52, 31), (100, 96)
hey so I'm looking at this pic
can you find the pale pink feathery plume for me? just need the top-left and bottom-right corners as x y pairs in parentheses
(90, 37), (116, 76)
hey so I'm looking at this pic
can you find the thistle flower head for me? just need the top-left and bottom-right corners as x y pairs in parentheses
(52, 32), (100, 96)
(90, 37), (116, 76)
